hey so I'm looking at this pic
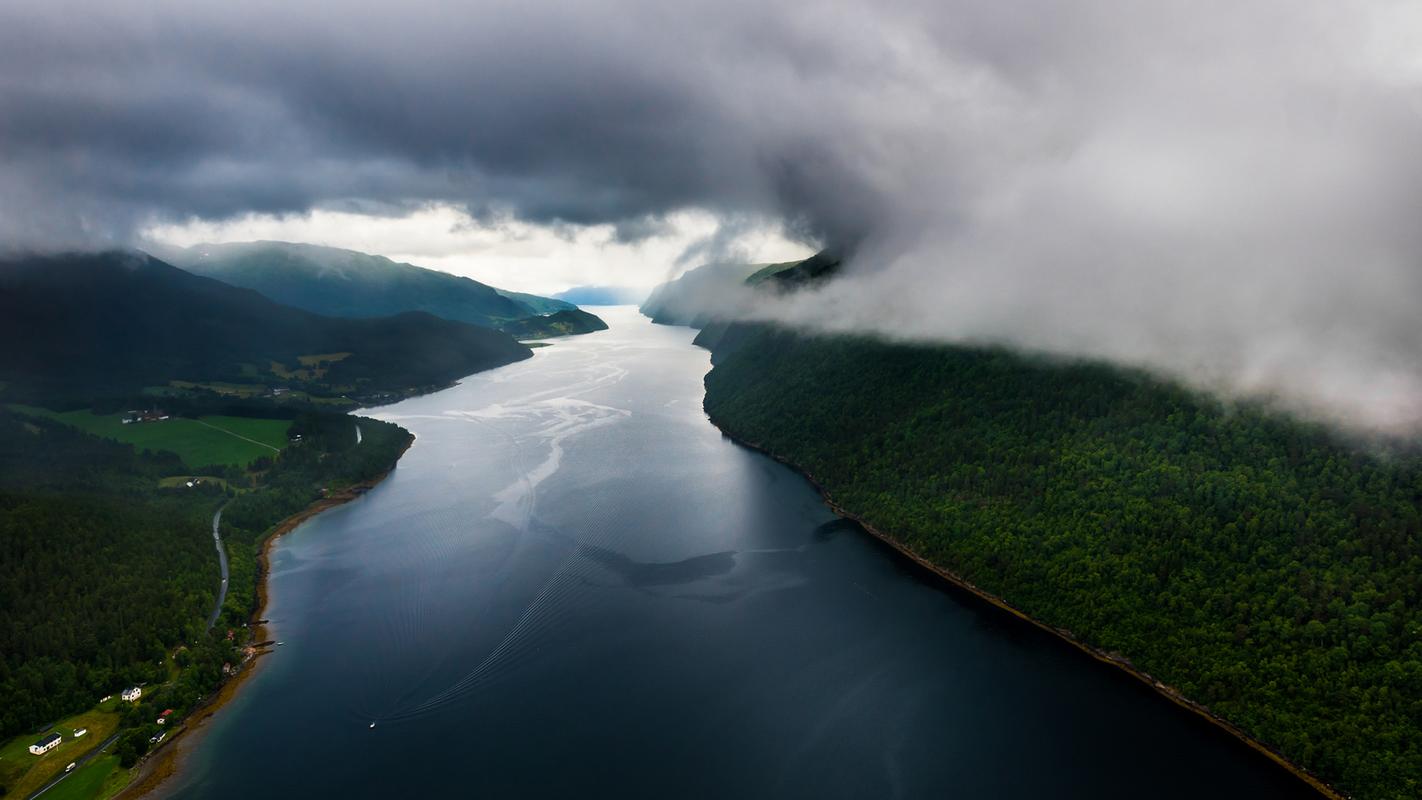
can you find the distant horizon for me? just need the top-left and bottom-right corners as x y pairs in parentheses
(140, 236), (668, 298)
(140, 208), (813, 297)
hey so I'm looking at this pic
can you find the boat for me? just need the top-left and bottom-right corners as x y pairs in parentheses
(369, 722), (376, 729)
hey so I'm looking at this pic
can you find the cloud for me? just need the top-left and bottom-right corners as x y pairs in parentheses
(3, 0), (1422, 429)
(143, 206), (806, 294)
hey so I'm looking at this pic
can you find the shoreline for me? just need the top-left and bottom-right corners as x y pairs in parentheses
(117, 436), (415, 800)
(706, 412), (1348, 800)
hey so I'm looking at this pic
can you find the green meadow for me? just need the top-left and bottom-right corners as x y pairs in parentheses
(42, 755), (127, 800)
(0, 705), (120, 799)
(10, 407), (290, 469)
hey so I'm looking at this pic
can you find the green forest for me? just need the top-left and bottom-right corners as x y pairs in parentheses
(0, 251), (532, 408)
(701, 323), (1422, 800)
(0, 406), (412, 769)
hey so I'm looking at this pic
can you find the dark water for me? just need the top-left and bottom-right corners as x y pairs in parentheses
(165, 308), (1317, 799)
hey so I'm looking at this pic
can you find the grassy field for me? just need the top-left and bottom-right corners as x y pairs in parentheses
(0, 706), (120, 799)
(40, 754), (128, 800)
(10, 407), (289, 468)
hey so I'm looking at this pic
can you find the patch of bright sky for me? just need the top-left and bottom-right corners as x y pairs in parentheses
(143, 205), (811, 294)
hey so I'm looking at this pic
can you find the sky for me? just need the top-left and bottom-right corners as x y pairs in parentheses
(145, 207), (809, 294)
(3, 0), (1422, 431)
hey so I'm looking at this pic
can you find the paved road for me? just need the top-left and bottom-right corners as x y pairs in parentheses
(206, 506), (229, 631)
(29, 509), (227, 798)
(26, 731), (121, 799)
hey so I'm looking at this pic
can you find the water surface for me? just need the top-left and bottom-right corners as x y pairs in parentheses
(165, 307), (1316, 799)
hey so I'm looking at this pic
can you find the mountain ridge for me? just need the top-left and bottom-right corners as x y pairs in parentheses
(0, 250), (533, 406)
(164, 241), (604, 338)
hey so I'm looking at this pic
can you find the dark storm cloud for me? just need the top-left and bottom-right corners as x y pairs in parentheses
(0, 0), (1049, 244)
(0, 0), (790, 244)
(3, 0), (1422, 430)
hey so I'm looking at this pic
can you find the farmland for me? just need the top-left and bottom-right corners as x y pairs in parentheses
(9, 407), (289, 468)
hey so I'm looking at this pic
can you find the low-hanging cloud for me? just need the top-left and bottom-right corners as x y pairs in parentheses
(3, 0), (1422, 430)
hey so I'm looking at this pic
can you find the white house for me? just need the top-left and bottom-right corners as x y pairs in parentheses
(29, 733), (61, 755)
(121, 686), (142, 702)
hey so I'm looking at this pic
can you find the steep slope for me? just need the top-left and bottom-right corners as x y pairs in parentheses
(667, 254), (1422, 799)
(167, 241), (604, 337)
(699, 326), (1422, 798)
(0, 251), (532, 404)
(744, 250), (842, 288)
(171, 241), (526, 323)
(496, 288), (576, 315)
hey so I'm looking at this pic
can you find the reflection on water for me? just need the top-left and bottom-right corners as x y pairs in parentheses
(164, 308), (1317, 800)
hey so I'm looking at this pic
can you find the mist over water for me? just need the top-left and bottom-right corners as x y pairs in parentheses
(3, 4), (1417, 797)
(3, 0), (1421, 428)
(157, 311), (1318, 799)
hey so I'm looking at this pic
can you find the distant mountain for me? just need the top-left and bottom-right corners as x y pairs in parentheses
(165, 241), (603, 338)
(639, 252), (833, 326)
(744, 251), (841, 288)
(552, 285), (646, 306)
(495, 289), (576, 315)
(0, 251), (532, 405)
(639, 262), (763, 326)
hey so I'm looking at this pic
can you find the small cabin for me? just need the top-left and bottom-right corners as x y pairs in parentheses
(121, 686), (142, 702)
(29, 732), (61, 755)
(157, 708), (175, 725)
(73, 727), (88, 738)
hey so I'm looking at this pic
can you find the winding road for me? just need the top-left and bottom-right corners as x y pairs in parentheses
(28, 506), (229, 798)
(206, 507), (228, 631)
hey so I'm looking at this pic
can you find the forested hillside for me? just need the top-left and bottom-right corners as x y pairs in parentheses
(699, 323), (1422, 799)
(0, 407), (411, 750)
(167, 241), (604, 339)
(495, 288), (577, 315)
(0, 412), (215, 734)
(0, 251), (532, 406)
(498, 308), (608, 339)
